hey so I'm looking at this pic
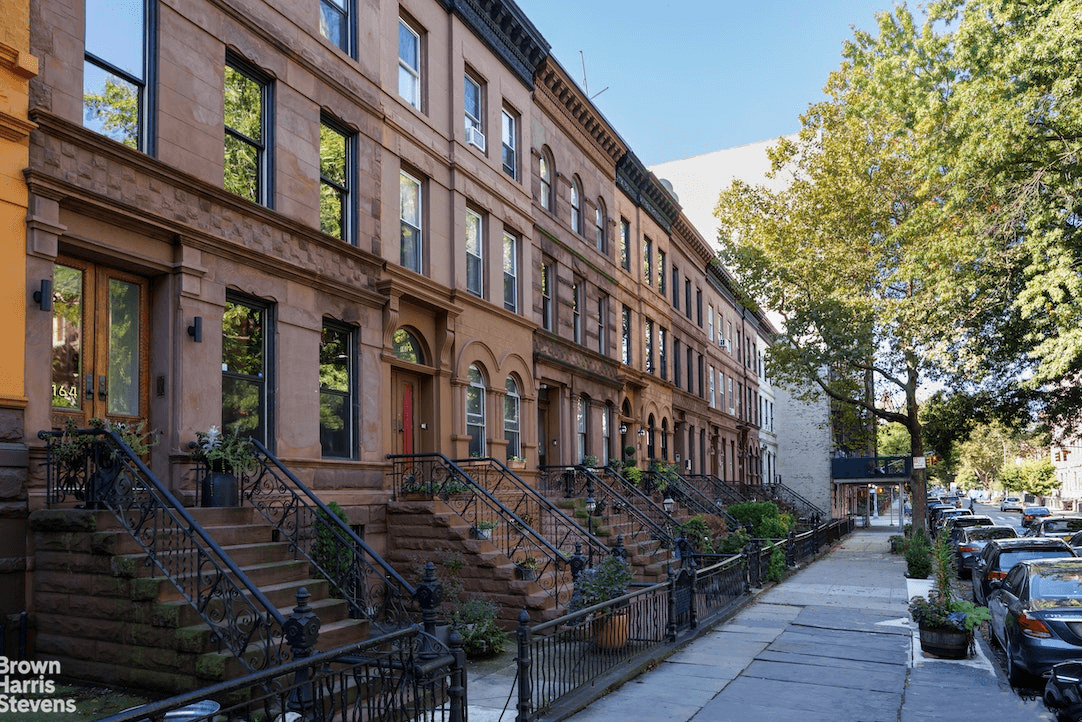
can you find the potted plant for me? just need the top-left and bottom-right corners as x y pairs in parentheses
(508, 455), (527, 470)
(190, 425), (255, 507)
(474, 519), (498, 540)
(583, 455), (599, 469)
(908, 530), (990, 658)
(572, 554), (635, 650)
(516, 556), (539, 580)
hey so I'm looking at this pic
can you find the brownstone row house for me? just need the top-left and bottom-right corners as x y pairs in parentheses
(3, 0), (769, 636)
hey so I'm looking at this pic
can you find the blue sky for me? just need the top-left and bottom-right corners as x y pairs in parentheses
(514, 0), (893, 165)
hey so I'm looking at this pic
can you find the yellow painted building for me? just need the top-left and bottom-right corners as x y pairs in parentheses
(0, 0), (36, 619)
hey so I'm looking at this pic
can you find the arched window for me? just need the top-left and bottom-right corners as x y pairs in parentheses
(571, 177), (582, 234)
(661, 418), (669, 461)
(647, 414), (656, 459)
(595, 199), (606, 252)
(504, 376), (521, 460)
(392, 328), (425, 364)
(466, 365), (486, 457)
(539, 151), (553, 212)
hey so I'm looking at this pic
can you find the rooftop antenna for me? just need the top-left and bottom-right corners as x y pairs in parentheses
(579, 51), (609, 101)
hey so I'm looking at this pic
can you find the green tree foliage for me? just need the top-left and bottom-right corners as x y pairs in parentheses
(727, 501), (794, 539)
(716, 8), (1005, 530)
(879, 422), (911, 457)
(999, 458), (1059, 497)
(951, 421), (1014, 491)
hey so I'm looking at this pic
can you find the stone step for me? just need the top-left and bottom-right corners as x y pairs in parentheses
(134, 558), (312, 603)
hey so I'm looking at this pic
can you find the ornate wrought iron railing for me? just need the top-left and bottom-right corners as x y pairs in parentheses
(389, 454), (603, 605)
(98, 606), (466, 722)
(513, 516), (855, 720)
(684, 473), (745, 507)
(39, 427), (286, 672)
(244, 440), (418, 633)
(539, 465), (675, 553)
(765, 480), (827, 525)
(643, 469), (739, 528)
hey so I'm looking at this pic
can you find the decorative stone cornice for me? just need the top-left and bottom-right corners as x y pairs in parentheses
(0, 42), (38, 79)
(535, 58), (626, 171)
(438, 0), (549, 88)
(616, 152), (680, 233)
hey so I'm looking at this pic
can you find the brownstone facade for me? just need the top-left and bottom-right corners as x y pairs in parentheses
(11, 0), (769, 631)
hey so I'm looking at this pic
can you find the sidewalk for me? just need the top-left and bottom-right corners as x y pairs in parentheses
(468, 525), (1055, 722)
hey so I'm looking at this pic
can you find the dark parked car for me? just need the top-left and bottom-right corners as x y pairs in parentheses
(1023, 506), (1053, 529)
(932, 507), (972, 536)
(1025, 516), (1082, 543)
(945, 514), (995, 536)
(952, 525), (1018, 578)
(988, 558), (1082, 683)
(972, 537), (1076, 607)
(1045, 660), (1082, 720)
(1001, 496), (1024, 512)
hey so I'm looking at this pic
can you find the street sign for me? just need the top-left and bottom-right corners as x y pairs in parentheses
(913, 456), (926, 470)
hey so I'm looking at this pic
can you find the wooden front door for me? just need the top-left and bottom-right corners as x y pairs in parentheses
(391, 369), (422, 456)
(49, 258), (150, 430)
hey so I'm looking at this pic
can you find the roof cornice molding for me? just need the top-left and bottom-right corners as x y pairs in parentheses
(438, 0), (549, 89)
(616, 152), (680, 232)
(535, 59), (626, 170)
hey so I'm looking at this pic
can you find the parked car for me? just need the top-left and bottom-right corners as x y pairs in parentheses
(972, 537), (1076, 607)
(1001, 496), (1024, 512)
(952, 525), (1019, 578)
(1023, 506), (1053, 529)
(943, 495), (962, 508)
(988, 558), (1082, 683)
(927, 502), (954, 526)
(1025, 516), (1082, 543)
(932, 507), (973, 536)
(945, 514), (995, 536)
(1044, 660), (1082, 720)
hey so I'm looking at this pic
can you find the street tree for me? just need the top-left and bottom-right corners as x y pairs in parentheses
(951, 421), (1014, 492)
(714, 5), (1015, 532)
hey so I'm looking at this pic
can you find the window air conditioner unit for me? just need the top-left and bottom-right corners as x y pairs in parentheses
(721, 338), (732, 352)
(465, 126), (486, 151)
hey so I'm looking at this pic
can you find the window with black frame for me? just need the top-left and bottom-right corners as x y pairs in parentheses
(320, 321), (355, 459)
(222, 295), (272, 446)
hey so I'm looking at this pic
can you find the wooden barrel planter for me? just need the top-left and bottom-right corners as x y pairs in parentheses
(918, 625), (971, 659)
(592, 609), (630, 651)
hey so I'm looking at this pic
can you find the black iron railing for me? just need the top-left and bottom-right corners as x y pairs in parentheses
(540, 465), (675, 552)
(643, 470), (740, 528)
(97, 602), (466, 722)
(243, 440), (418, 633)
(389, 454), (603, 604)
(684, 473), (745, 507)
(514, 516), (855, 720)
(765, 480), (827, 525)
(39, 428), (286, 672)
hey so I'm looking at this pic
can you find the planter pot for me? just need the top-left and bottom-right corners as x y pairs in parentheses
(918, 624), (971, 659)
(201, 471), (239, 507)
(516, 566), (537, 581)
(475, 527), (493, 541)
(509, 461), (526, 471)
(592, 609), (630, 651)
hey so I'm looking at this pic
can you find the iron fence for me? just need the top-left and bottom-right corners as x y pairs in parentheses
(97, 614), (466, 722)
(514, 516), (855, 720)
(38, 427), (286, 672)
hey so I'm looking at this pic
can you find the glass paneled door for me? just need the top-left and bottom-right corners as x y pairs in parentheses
(49, 258), (149, 429)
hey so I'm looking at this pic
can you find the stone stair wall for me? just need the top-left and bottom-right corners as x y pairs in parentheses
(29, 506), (366, 693)
(384, 499), (564, 627)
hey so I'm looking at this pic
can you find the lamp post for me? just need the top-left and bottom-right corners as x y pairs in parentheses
(585, 496), (596, 537)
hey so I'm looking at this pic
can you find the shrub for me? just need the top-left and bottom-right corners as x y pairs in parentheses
(905, 528), (932, 579)
(767, 545), (787, 582)
(727, 501), (793, 538)
(717, 527), (749, 553)
(452, 599), (508, 658)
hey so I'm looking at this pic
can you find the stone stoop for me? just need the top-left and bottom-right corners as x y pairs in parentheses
(29, 506), (367, 693)
(552, 497), (675, 585)
(384, 500), (565, 628)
